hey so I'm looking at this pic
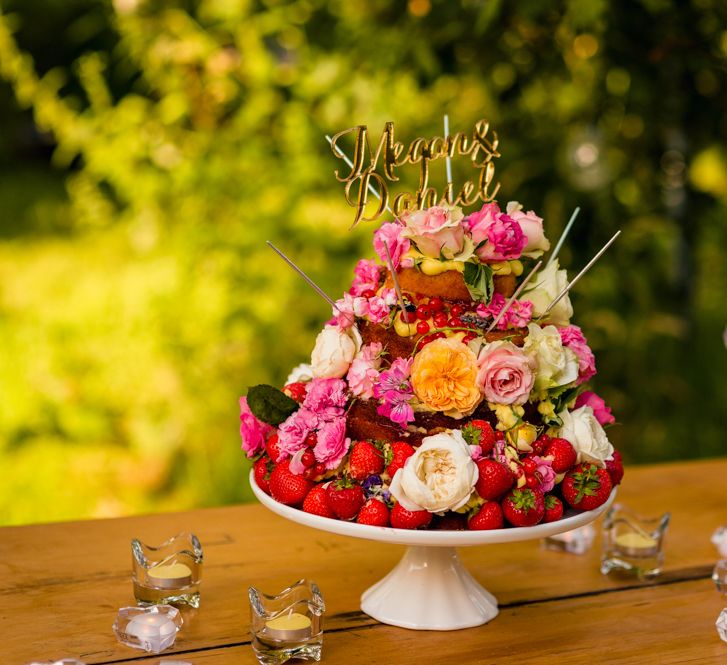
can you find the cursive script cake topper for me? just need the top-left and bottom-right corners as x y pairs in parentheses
(329, 119), (501, 228)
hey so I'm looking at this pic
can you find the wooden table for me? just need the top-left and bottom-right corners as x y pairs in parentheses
(2, 458), (726, 664)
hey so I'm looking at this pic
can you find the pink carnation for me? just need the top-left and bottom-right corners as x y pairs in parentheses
(346, 342), (383, 400)
(313, 417), (351, 470)
(575, 391), (615, 425)
(303, 377), (347, 421)
(559, 325), (597, 385)
(478, 292), (533, 330)
(277, 407), (319, 459)
(350, 259), (382, 296)
(477, 342), (535, 406)
(373, 222), (412, 269)
(238, 396), (274, 458)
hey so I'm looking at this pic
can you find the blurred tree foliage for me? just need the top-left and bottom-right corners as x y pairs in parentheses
(0, 0), (725, 524)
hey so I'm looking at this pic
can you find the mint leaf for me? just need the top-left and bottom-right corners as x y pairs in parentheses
(463, 262), (494, 303)
(247, 384), (299, 425)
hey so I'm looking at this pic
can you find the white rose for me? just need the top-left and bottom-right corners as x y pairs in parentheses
(310, 325), (361, 379)
(521, 259), (572, 326)
(524, 323), (579, 393)
(506, 201), (550, 258)
(286, 363), (314, 384)
(558, 405), (614, 466)
(389, 430), (479, 514)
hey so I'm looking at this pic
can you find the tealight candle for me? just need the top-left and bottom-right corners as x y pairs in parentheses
(147, 562), (193, 589)
(125, 613), (178, 652)
(263, 612), (313, 643)
(614, 531), (658, 557)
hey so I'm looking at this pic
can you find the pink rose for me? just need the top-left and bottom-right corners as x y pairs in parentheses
(575, 391), (615, 425)
(346, 342), (383, 399)
(400, 206), (465, 259)
(239, 396), (274, 458)
(464, 202), (501, 246)
(530, 455), (556, 492)
(277, 407), (318, 459)
(373, 222), (412, 269)
(477, 341), (535, 405)
(506, 202), (550, 257)
(350, 259), (382, 296)
(476, 213), (526, 262)
(313, 417), (351, 470)
(559, 325), (596, 385)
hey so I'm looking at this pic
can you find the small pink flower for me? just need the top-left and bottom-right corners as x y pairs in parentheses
(288, 448), (308, 475)
(376, 390), (415, 428)
(303, 377), (347, 418)
(346, 343), (383, 400)
(400, 206), (465, 259)
(559, 325), (597, 385)
(530, 455), (556, 492)
(277, 408), (318, 459)
(313, 417), (351, 470)
(479, 292), (533, 330)
(350, 259), (382, 296)
(373, 357), (413, 398)
(575, 391), (615, 425)
(239, 396), (274, 458)
(331, 293), (356, 329)
(374, 222), (412, 269)
(380, 288), (398, 306)
(365, 296), (392, 323)
(477, 341), (535, 405)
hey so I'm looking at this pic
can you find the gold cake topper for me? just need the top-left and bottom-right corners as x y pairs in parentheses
(330, 119), (501, 227)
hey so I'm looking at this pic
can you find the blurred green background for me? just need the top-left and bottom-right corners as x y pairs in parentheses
(1, 0), (725, 525)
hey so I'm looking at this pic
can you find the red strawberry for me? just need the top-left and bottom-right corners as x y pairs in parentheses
(356, 498), (390, 526)
(385, 441), (415, 478)
(544, 437), (577, 473)
(349, 441), (385, 481)
(543, 494), (564, 523)
(562, 463), (613, 511)
(468, 502), (504, 530)
(502, 488), (545, 527)
(253, 456), (274, 495)
(475, 459), (514, 500)
(269, 463), (313, 506)
(390, 503), (432, 530)
(302, 484), (335, 518)
(462, 419), (497, 454)
(265, 433), (282, 463)
(283, 382), (308, 403)
(326, 479), (366, 521)
(605, 449), (624, 486)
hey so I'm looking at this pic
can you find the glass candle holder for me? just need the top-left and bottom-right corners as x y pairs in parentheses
(600, 504), (670, 579)
(132, 532), (203, 608)
(712, 560), (727, 595)
(712, 526), (727, 557)
(113, 605), (182, 653)
(248, 579), (325, 665)
(542, 524), (596, 555)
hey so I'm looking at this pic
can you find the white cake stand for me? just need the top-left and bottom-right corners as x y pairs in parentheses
(250, 471), (616, 631)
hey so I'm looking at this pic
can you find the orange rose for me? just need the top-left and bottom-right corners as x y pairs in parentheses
(410, 337), (482, 418)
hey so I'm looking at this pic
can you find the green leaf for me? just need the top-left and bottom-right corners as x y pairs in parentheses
(463, 262), (494, 303)
(247, 384), (299, 426)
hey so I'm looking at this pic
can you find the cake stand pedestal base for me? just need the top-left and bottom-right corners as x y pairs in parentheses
(360, 546), (498, 631)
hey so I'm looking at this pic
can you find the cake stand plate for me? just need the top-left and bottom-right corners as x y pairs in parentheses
(250, 471), (616, 631)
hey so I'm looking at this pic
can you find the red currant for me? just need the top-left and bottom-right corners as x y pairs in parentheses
(399, 310), (416, 323)
(450, 304), (466, 317)
(415, 305), (431, 320)
(495, 431), (506, 441)
(429, 297), (444, 312)
(313, 462), (326, 477)
(433, 332), (447, 340)
(461, 332), (477, 344)
(305, 433), (317, 448)
(433, 313), (449, 328)
(416, 320), (430, 335)
(301, 450), (316, 468)
(303, 467), (316, 480)
(523, 458), (538, 475)
(525, 475), (540, 490)
(361, 289), (376, 298)
(448, 317), (463, 328)
(512, 465), (524, 478)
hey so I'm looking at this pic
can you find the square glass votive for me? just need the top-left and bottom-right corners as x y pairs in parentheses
(132, 532), (203, 608)
(249, 579), (325, 665)
(542, 524), (596, 555)
(600, 504), (670, 579)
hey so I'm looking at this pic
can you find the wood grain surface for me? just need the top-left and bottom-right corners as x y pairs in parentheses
(1, 458), (725, 664)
